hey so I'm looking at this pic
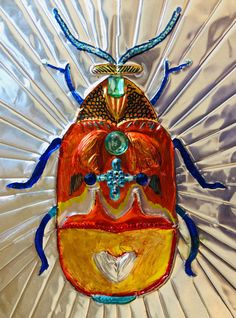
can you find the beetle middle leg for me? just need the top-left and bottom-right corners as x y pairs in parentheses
(6, 138), (61, 189)
(173, 138), (226, 189)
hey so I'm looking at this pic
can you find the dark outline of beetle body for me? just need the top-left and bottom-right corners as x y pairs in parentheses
(6, 6), (226, 305)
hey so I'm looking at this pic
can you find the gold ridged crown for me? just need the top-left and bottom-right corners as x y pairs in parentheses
(91, 63), (143, 75)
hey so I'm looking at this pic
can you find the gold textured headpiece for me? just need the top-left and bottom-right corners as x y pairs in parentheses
(91, 63), (143, 75)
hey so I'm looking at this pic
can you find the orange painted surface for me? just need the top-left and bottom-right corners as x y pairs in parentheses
(56, 78), (177, 296)
(57, 119), (176, 216)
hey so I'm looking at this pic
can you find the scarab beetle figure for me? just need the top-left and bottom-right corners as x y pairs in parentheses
(7, 7), (225, 305)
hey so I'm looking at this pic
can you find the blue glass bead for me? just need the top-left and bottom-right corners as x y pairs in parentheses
(110, 187), (120, 201)
(112, 158), (122, 170)
(84, 173), (97, 185)
(136, 173), (148, 186)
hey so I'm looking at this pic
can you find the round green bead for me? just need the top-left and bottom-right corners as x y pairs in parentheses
(105, 131), (129, 155)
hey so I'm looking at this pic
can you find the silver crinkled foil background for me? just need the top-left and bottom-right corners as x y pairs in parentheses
(0, 0), (235, 317)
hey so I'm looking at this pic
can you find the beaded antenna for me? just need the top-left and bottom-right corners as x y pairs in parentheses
(6, 5), (226, 307)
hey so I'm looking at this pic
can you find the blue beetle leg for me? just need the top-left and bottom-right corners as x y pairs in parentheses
(173, 138), (226, 189)
(168, 60), (192, 73)
(150, 59), (191, 105)
(176, 205), (199, 276)
(45, 62), (66, 73)
(45, 62), (84, 105)
(64, 64), (84, 105)
(150, 60), (169, 105)
(7, 138), (61, 189)
(35, 206), (57, 275)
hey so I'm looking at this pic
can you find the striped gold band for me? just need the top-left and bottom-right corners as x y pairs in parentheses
(91, 63), (143, 75)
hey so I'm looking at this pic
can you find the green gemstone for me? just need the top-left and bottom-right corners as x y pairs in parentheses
(105, 131), (129, 155)
(108, 76), (125, 98)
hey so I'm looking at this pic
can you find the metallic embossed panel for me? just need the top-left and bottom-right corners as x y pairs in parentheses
(0, 0), (235, 317)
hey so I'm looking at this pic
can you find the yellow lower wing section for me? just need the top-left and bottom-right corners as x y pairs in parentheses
(59, 228), (176, 295)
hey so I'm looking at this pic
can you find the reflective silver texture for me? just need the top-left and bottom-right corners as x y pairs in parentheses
(94, 251), (137, 283)
(0, 0), (235, 317)
(99, 186), (174, 220)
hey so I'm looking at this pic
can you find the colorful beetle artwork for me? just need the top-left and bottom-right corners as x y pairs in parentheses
(6, 7), (226, 305)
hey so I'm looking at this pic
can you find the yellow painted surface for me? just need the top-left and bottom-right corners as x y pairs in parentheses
(57, 187), (89, 215)
(59, 228), (175, 295)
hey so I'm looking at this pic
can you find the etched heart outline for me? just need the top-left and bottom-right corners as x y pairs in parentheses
(93, 251), (137, 283)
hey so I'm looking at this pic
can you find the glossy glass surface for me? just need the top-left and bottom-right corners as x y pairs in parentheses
(108, 76), (125, 97)
(105, 131), (129, 155)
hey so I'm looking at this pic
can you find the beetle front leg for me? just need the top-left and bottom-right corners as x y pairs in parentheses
(150, 59), (191, 105)
(7, 138), (61, 189)
(45, 62), (84, 105)
(173, 138), (226, 189)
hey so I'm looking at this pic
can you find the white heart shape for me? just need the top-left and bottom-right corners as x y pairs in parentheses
(94, 251), (137, 282)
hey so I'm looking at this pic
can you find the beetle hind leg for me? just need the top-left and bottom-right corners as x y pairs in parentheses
(176, 205), (199, 276)
(34, 206), (57, 275)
